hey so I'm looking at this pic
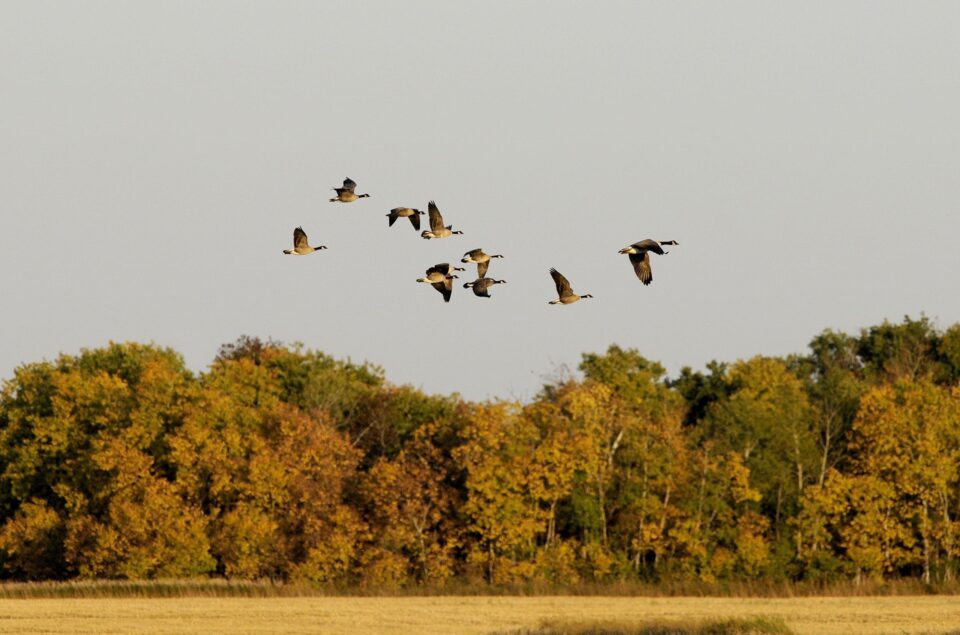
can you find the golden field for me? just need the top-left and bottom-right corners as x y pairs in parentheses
(0, 595), (958, 635)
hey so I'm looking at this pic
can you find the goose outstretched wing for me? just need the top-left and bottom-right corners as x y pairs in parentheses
(630, 251), (653, 285)
(427, 201), (444, 232)
(550, 268), (573, 298)
(293, 226), (309, 249)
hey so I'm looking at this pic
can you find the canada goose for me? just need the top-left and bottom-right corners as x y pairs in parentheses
(461, 248), (504, 278)
(329, 178), (370, 203)
(417, 263), (460, 302)
(618, 239), (679, 286)
(387, 207), (425, 230)
(420, 201), (464, 239)
(548, 268), (593, 305)
(463, 277), (506, 298)
(283, 227), (327, 255)
(433, 262), (466, 275)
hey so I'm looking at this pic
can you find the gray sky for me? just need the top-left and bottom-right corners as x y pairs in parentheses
(2, 1), (959, 401)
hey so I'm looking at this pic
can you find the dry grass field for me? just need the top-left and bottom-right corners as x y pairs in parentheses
(0, 595), (958, 635)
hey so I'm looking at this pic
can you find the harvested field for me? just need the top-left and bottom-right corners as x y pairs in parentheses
(0, 595), (958, 634)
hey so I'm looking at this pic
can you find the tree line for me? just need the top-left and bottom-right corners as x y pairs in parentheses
(1, 316), (959, 586)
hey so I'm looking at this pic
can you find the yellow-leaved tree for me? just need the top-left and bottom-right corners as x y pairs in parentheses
(454, 401), (543, 584)
(171, 352), (364, 582)
(359, 422), (458, 587)
(797, 380), (960, 581)
(0, 343), (214, 579)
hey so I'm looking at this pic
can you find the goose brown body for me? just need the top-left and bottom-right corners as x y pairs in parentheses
(421, 201), (463, 239)
(387, 207), (425, 230)
(461, 248), (504, 278)
(463, 277), (506, 298)
(618, 239), (678, 285)
(329, 178), (370, 203)
(548, 268), (592, 304)
(283, 227), (327, 255)
(417, 263), (460, 302)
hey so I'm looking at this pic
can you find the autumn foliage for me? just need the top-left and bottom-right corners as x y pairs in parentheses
(2, 319), (960, 586)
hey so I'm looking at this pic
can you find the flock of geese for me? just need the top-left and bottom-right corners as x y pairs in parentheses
(284, 177), (679, 304)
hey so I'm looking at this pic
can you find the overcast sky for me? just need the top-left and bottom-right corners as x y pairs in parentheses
(2, 1), (959, 401)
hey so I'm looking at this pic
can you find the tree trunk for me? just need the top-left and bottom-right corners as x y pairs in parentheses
(774, 484), (783, 542)
(634, 461), (649, 573)
(655, 484), (672, 571)
(547, 499), (557, 547)
(792, 428), (805, 495)
(818, 410), (834, 486)
(597, 477), (608, 546)
(412, 513), (429, 581)
(695, 448), (708, 532)
(487, 540), (494, 585)
(941, 489), (954, 582)
(923, 499), (931, 584)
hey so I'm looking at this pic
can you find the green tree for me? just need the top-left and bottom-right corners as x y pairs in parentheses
(800, 330), (865, 485)
(857, 316), (941, 383)
(670, 361), (733, 427)
(937, 324), (960, 385)
(701, 357), (817, 543)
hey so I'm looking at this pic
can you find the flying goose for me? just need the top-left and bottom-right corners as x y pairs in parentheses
(420, 201), (464, 239)
(417, 263), (460, 302)
(461, 248), (504, 278)
(283, 227), (327, 255)
(329, 178), (370, 203)
(618, 239), (678, 285)
(548, 268), (593, 305)
(433, 262), (466, 275)
(387, 207), (426, 230)
(463, 277), (506, 298)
